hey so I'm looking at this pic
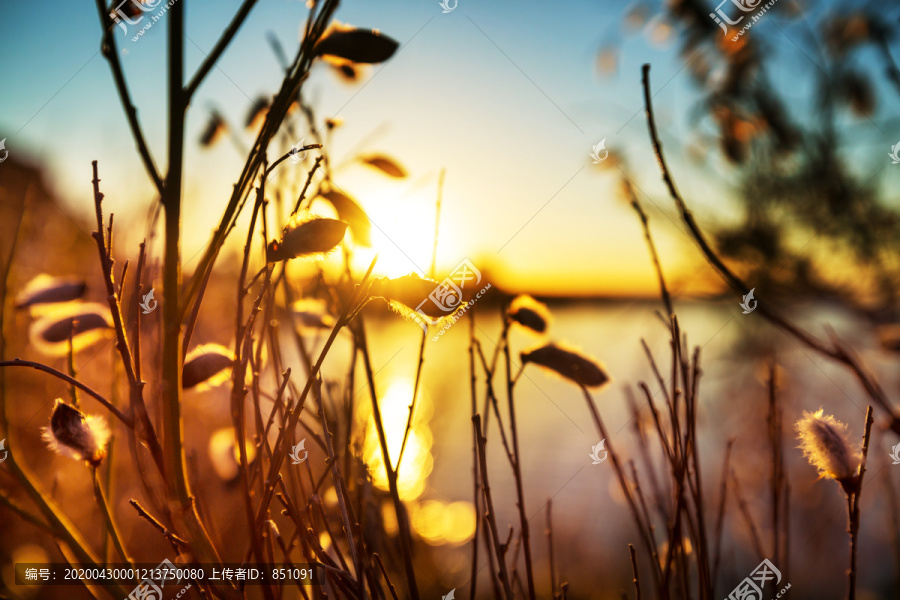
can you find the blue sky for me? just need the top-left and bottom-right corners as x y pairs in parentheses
(1, 0), (898, 295)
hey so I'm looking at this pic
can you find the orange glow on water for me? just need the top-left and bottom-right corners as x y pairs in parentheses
(358, 379), (434, 501)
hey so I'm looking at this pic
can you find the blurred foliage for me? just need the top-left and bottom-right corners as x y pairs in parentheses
(618, 0), (900, 313)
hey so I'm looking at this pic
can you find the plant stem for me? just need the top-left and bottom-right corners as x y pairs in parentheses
(630, 543), (642, 600)
(473, 414), (514, 600)
(503, 323), (536, 600)
(91, 467), (133, 572)
(353, 318), (420, 600)
(848, 406), (874, 600)
(640, 62), (900, 437)
(94, 0), (164, 194)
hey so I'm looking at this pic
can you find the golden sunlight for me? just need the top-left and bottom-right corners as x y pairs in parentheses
(411, 500), (477, 545)
(358, 379), (434, 500)
(324, 188), (438, 279)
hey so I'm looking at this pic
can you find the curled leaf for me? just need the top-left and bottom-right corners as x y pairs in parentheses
(183, 343), (234, 390)
(360, 155), (407, 178)
(29, 303), (113, 356)
(15, 275), (86, 309)
(266, 213), (349, 262)
(320, 189), (371, 246)
(520, 343), (609, 388)
(314, 22), (399, 64)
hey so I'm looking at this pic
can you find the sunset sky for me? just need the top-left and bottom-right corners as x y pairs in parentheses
(1, 0), (897, 296)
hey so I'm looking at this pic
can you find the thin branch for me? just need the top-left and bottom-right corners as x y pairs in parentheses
(473, 414), (514, 600)
(129, 499), (188, 550)
(640, 63), (900, 436)
(185, 0), (261, 100)
(629, 544), (642, 600)
(94, 0), (164, 194)
(373, 554), (400, 600)
(91, 467), (133, 570)
(0, 360), (131, 427)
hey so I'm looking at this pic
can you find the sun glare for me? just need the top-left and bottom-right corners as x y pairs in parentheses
(328, 189), (438, 279)
(358, 379), (434, 501)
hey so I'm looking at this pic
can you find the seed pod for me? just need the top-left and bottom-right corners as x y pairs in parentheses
(369, 274), (446, 319)
(42, 400), (110, 467)
(509, 295), (550, 333)
(183, 343), (234, 389)
(15, 275), (86, 309)
(29, 302), (113, 357)
(520, 343), (609, 388)
(314, 21), (399, 64)
(795, 409), (859, 486)
(266, 213), (348, 262)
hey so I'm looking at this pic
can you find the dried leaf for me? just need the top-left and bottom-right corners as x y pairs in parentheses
(183, 344), (234, 390)
(360, 155), (407, 178)
(314, 23), (399, 64)
(521, 343), (609, 388)
(29, 303), (113, 356)
(266, 213), (349, 262)
(15, 275), (86, 309)
(320, 189), (371, 246)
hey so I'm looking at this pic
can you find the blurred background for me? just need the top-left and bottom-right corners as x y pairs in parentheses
(2, 0), (900, 598)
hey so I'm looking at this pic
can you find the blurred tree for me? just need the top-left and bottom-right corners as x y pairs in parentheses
(617, 0), (900, 315)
